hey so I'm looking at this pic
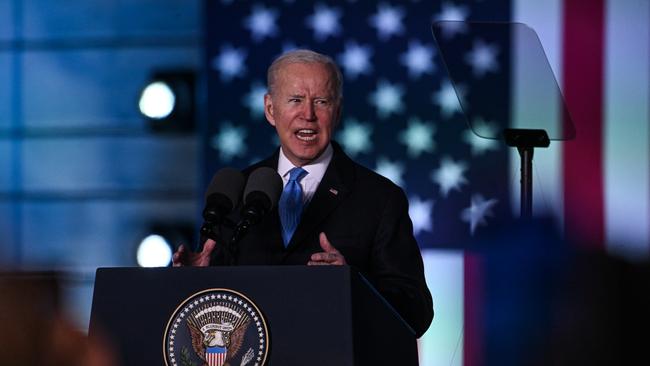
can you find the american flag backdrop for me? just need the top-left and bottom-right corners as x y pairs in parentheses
(204, 1), (513, 247)
(202, 1), (650, 365)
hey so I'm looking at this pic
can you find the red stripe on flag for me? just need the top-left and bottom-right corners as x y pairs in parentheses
(464, 252), (484, 366)
(562, 0), (606, 248)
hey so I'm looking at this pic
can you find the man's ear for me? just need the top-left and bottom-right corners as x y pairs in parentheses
(264, 94), (276, 127)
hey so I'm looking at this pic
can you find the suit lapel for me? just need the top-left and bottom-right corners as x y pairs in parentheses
(287, 143), (355, 249)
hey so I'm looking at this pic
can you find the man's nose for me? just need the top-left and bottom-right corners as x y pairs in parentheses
(302, 102), (316, 121)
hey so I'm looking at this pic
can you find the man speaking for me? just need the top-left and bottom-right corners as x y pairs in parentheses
(174, 49), (433, 337)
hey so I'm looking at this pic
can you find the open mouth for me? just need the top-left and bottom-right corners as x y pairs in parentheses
(295, 129), (318, 142)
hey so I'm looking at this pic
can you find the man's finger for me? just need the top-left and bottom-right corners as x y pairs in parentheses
(172, 244), (186, 267)
(202, 239), (217, 254)
(319, 232), (339, 253)
(310, 252), (336, 262)
(307, 260), (330, 266)
(175, 244), (186, 255)
(308, 255), (345, 266)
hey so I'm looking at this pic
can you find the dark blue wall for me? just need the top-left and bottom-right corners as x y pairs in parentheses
(0, 0), (202, 328)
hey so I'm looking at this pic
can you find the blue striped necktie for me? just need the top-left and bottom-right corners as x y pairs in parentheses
(279, 167), (307, 246)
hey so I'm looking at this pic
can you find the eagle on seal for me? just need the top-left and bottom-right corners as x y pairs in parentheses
(187, 318), (250, 366)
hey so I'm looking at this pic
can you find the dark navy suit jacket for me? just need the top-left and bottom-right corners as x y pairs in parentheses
(210, 142), (433, 337)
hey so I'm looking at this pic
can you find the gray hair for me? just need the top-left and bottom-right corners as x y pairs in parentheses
(266, 49), (343, 101)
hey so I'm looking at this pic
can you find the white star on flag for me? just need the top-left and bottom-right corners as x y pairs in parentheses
(432, 80), (465, 119)
(375, 157), (405, 187)
(461, 194), (499, 235)
(338, 41), (373, 79)
(462, 119), (500, 155)
(369, 3), (405, 40)
(243, 5), (279, 42)
(431, 157), (468, 196)
(306, 4), (342, 41)
(212, 45), (247, 82)
(466, 39), (500, 77)
(369, 80), (405, 119)
(398, 117), (436, 157)
(434, 3), (469, 38)
(408, 196), (434, 236)
(242, 81), (267, 118)
(400, 40), (435, 79)
(337, 119), (373, 156)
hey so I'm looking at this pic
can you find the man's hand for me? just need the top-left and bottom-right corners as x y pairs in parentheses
(172, 239), (216, 267)
(308, 232), (347, 266)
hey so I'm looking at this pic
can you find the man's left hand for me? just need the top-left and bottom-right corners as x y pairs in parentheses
(308, 232), (347, 266)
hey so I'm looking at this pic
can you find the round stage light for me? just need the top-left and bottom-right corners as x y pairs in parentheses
(138, 81), (176, 120)
(138, 71), (195, 133)
(136, 234), (173, 267)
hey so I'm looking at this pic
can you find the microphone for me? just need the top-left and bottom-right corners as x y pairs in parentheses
(227, 167), (282, 263)
(240, 167), (283, 225)
(200, 168), (245, 241)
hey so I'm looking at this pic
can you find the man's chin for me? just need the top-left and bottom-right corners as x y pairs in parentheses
(288, 145), (324, 165)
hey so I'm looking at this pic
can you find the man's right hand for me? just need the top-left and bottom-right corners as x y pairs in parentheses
(172, 239), (216, 267)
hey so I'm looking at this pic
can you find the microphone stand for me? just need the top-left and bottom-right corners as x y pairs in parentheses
(226, 202), (267, 266)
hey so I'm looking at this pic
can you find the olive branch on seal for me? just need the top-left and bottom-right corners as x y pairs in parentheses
(180, 346), (197, 366)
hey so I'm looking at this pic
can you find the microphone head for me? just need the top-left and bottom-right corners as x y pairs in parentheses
(203, 167), (245, 222)
(243, 167), (283, 212)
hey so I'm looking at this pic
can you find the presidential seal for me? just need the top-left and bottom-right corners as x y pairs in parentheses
(164, 289), (269, 366)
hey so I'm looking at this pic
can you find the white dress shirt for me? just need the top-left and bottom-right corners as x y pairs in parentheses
(277, 144), (333, 205)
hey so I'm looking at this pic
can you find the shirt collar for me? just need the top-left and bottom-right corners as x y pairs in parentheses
(278, 143), (333, 180)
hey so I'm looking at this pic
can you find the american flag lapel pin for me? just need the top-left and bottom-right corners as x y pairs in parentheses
(329, 188), (338, 196)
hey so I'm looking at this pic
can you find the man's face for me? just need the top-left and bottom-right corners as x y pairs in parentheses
(264, 62), (341, 167)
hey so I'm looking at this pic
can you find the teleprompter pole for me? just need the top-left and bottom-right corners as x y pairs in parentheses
(503, 128), (550, 219)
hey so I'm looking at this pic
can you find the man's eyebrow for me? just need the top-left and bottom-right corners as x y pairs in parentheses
(287, 93), (333, 100)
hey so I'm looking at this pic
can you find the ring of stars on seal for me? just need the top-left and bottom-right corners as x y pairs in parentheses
(164, 288), (269, 366)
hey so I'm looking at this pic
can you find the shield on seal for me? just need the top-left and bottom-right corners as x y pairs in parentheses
(206, 346), (227, 366)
